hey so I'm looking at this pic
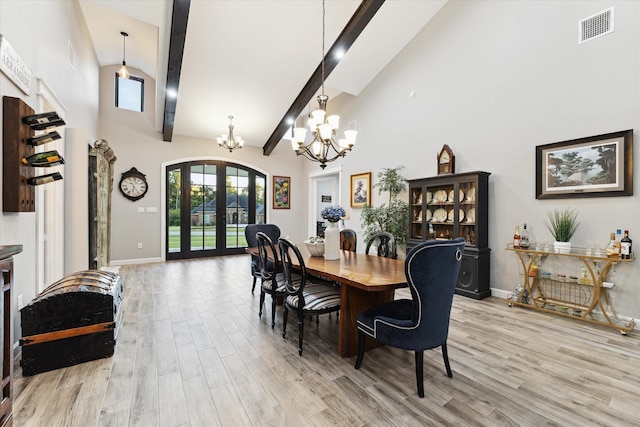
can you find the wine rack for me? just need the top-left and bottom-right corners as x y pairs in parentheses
(3, 96), (66, 212)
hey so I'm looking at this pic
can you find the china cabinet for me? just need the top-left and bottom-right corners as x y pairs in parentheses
(407, 171), (491, 299)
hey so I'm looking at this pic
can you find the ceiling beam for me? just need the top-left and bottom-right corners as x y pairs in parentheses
(262, 0), (385, 156)
(162, 0), (191, 142)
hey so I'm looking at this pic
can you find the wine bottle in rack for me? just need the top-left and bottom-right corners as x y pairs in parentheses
(620, 230), (632, 260)
(27, 130), (61, 146)
(22, 111), (66, 130)
(27, 172), (63, 186)
(21, 150), (65, 167)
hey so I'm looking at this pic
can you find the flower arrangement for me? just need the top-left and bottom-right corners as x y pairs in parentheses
(321, 205), (346, 223)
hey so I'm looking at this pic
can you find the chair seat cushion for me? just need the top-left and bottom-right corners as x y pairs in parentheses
(285, 282), (341, 312)
(261, 272), (300, 293)
(357, 299), (419, 349)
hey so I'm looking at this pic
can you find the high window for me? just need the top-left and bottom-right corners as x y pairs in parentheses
(115, 74), (144, 112)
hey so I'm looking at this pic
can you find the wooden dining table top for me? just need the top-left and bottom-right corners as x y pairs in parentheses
(245, 244), (407, 292)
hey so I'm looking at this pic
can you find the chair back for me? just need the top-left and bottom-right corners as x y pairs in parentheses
(278, 238), (308, 300)
(245, 224), (281, 248)
(256, 231), (278, 282)
(340, 229), (357, 252)
(405, 238), (465, 348)
(365, 232), (398, 259)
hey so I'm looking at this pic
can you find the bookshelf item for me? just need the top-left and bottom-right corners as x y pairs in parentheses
(408, 171), (491, 299)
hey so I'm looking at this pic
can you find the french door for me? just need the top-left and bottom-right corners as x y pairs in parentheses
(166, 160), (266, 260)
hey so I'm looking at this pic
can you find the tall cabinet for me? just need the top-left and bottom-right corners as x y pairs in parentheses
(407, 171), (491, 299)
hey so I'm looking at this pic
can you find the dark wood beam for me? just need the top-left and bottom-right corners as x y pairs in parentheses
(162, 0), (191, 142)
(262, 0), (385, 156)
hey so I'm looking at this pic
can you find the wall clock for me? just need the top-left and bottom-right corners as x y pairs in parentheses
(437, 144), (455, 175)
(119, 167), (148, 201)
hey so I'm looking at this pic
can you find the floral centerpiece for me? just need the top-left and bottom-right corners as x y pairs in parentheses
(321, 205), (346, 223)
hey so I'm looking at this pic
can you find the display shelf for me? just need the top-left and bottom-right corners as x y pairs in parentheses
(506, 245), (635, 334)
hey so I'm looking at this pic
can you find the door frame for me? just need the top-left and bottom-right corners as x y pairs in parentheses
(308, 165), (343, 238)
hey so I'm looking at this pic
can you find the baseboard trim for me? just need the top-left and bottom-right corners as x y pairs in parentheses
(110, 257), (163, 266)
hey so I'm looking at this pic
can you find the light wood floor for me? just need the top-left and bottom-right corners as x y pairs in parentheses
(12, 255), (640, 426)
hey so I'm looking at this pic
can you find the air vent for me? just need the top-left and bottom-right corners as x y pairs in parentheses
(579, 7), (614, 44)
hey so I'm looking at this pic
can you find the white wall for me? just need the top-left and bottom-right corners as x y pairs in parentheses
(0, 0), (100, 346)
(321, 0), (640, 319)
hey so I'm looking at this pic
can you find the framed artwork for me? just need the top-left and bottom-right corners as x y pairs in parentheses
(273, 176), (291, 209)
(350, 172), (371, 208)
(536, 129), (633, 199)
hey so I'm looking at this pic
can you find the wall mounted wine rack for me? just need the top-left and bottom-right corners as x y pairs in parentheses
(3, 96), (35, 212)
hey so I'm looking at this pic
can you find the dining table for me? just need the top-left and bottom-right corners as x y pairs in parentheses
(246, 244), (407, 357)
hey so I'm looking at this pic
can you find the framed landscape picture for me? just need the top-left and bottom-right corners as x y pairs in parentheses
(350, 172), (371, 208)
(536, 129), (633, 199)
(273, 176), (291, 209)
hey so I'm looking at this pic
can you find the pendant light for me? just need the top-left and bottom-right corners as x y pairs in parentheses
(118, 31), (130, 79)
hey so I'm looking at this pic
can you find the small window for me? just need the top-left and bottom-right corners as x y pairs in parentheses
(115, 74), (144, 112)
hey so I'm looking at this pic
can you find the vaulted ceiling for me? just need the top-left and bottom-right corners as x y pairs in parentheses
(79, 0), (447, 154)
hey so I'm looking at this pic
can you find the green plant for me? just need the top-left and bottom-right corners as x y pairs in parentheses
(545, 208), (579, 242)
(361, 166), (409, 246)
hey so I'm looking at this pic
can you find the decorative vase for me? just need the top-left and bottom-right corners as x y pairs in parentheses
(323, 222), (340, 260)
(554, 241), (571, 254)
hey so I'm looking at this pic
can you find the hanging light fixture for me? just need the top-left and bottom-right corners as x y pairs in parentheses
(118, 31), (130, 79)
(217, 115), (244, 152)
(289, 0), (357, 169)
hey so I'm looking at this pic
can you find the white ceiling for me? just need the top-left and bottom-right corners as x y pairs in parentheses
(79, 0), (447, 148)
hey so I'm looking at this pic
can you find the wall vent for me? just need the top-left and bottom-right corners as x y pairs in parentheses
(579, 7), (614, 44)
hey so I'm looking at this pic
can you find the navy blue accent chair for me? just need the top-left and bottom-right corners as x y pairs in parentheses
(245, 224), (280, 293)
(278, 238), (341, 356)
(256, 231), (288, 329)
(365, 232), (398, 259)
(339, 229), (357, 252)
(354, 238), (465, 398)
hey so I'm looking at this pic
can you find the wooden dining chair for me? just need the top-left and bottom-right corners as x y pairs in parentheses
(256, 231), (288, 329)
(339, 229), (357, 252)
(354, 238), (465, 397)
(278, 238), (341, 356)
(245, 224), (280, 293)
(365, 231), (397, 259)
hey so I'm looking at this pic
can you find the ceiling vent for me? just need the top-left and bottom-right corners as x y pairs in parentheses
(579, 7), (614, 44)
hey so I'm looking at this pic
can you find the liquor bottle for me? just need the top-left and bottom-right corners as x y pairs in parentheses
(27, 130), (61, 146)
(520, 223), (530, 249)
(513, 225), (521, 249)
(21, 150), (65, 167)
(620, 230), (632, 259)
(606, 232), (619, 258)
(27, 172), (63, 186)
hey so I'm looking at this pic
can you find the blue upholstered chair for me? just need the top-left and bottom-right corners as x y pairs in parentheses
(339, 229), (357, 252)
(256, 231), (288, 329)
(278, 238), (341, 356)
(365, 231), (397, 259)
(354, 238), (465, 398)
(245, 224), (280, 293)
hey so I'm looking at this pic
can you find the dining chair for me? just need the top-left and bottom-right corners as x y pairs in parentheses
(365, 231), (398, 259)
(278, 238), (341, 356)
(245, 224), (281, 293)
(354, 238), (465, 398)
(339, 229), (357, 252)
(256, 231), (288, 329)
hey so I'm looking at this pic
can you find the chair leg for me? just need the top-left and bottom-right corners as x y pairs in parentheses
(354, 331), (366, 369)
(251, 276), (257, 293)
(442, 343), (452, 378)
(282, 307), (288, 338)
(415, 350), (424, 398)
(258, 290), (265, 317)
(270, 294), (277, 329)
(297, 313), (304, 356)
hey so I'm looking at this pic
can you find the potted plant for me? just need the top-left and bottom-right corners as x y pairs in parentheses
(545, 208), (579, 253)
(361, 166), (409, 253)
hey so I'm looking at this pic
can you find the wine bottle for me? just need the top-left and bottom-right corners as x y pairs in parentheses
(27, 172), (63, 186)
(513, 225), (521, 249)
(620, 230), (632, 260)
(520, 223), (530, 249)
(22, 111), (66, 130)
(27, 130), (61, 146)
(21, 150), (65, 167)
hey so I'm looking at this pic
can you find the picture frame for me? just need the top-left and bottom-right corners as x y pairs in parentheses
(536, 129), (633, 199)
(350, 172), (371, 208)
(273, 176), (290, 209)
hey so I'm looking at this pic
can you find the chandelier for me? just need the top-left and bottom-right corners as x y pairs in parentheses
(289, 0), (357, 169)
(118, 31), (130, 79)
(217, 115), (244, 152)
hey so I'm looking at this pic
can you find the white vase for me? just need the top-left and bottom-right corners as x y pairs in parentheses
(554, 241), (571, 254)
(323, 222), (340, 260)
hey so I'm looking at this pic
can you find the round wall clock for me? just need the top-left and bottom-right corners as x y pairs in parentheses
(119, 167), (148, 201)
(437, 144), (455, 175)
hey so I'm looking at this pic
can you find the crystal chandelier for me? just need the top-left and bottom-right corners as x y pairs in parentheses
(217, 115), (244, 152)
(289, 0), (357, 169)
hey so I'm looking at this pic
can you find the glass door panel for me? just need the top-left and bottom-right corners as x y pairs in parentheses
(167, 166), (182, 254)
(190, 164), (217, 252)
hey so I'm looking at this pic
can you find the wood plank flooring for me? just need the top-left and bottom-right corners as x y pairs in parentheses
(13, 255), (640, 426)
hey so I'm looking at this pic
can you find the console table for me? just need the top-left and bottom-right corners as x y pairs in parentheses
(505, 245), (634, 334)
